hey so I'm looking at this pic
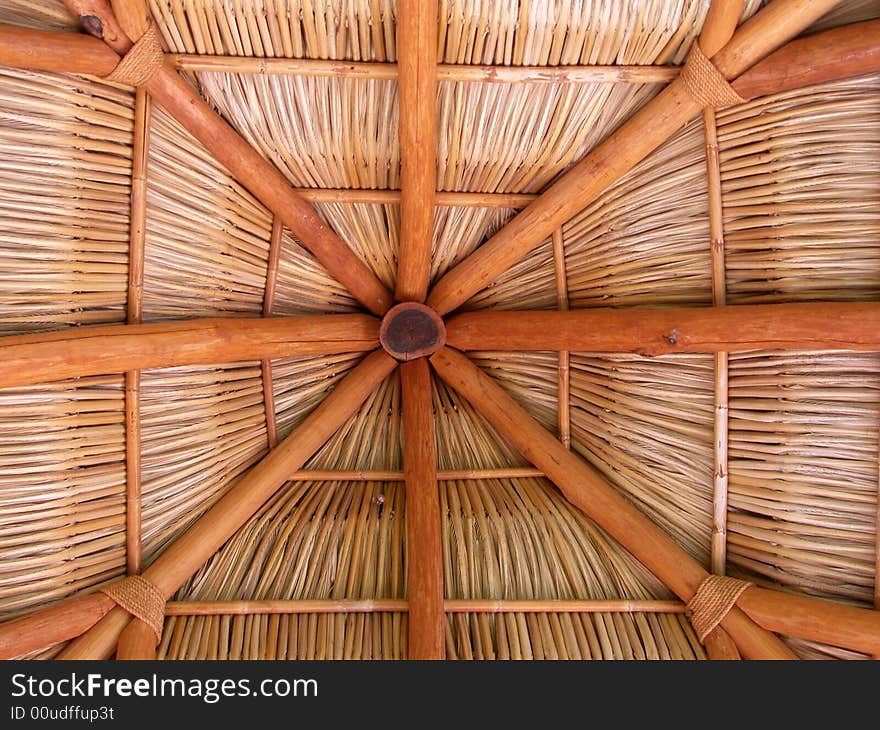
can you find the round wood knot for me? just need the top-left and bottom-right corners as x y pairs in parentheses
(379, 302), (446, 361)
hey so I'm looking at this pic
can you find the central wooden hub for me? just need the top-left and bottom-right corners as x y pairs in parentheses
(379, 302), (446, 361)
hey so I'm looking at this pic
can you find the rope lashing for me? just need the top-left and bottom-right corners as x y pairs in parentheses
(99, 575), (165, 641)
(104, 23), (165, 87)
(679, 41), (745, 108)
(687, 574), (753, 642)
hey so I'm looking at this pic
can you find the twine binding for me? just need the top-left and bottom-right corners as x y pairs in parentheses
(687, 575), (753, 642)
(104, 24), (165, 87)
(100, 575), (166, 641)
(679, 41), (745, 108)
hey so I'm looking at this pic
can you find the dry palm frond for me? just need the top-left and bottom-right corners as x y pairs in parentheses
(784, 636), (870, 661)
(159, 612), (406, 660)
(563, 118), (712, 308)
(0, 1), (78, 31)
(272, 353), (366, 441)
(808, 0), (880, 33)
(445, 611), (705, 660)
(0, 375), (125, 619)
(438, 81), (659, 194)
(0, 69), (133, 334)
(271, 227), (358, 314)
(430, 206), (517, 282)
(144, 105), (273, 319)
(567, 353), (715, 563)
(718, 74), (880, 304)
(726, 350), (880, 604)
(139, 363), (268, 564)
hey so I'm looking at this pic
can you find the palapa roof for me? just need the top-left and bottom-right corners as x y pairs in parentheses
(0, 0), (878, 661)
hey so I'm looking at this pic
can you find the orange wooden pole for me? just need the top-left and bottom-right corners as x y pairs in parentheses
(445, 303), (880, 355)
(115, 618), (157, 660)
(401, 359), (445, 658)
(395, 0), (438, 303)
(0, 315), (378, 388)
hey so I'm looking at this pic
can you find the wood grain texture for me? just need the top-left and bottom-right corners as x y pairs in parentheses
(446, 303), (880, 355)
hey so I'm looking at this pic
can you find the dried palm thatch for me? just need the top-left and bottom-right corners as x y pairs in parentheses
(0, 0), (879, 663)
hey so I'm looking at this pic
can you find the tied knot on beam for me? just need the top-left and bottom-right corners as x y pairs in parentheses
(679, 41), (745, 109)
(99, 575), (165, 641)
(103, 23), (165, 87)
(687, 574), (754, 643)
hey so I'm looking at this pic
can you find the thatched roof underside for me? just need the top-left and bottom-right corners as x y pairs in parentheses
(0, 0), (878, 661)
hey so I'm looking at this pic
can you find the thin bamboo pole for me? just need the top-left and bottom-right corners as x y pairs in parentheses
(60, 1), (392, 315)
(401, 359), (445, 658)
(699, 0), (740, 659)
(704, 108), (729, 578)
(291, 189), (538, 208)
(125, 86), (149, 576)
(284, 467), (547, 481)
(426, 0), (845, 315)
(115, 618), (157, 660)
(552, 228), (571, 449)
(395, 0), (438, 303)
(58, 350), (398, 659)
(0, 315), (379, 388)
(430, 346), (796, 660)
(732, 18), (880, 100)
(445, 303), (880, 355)
(0, 593), (116, 660)
(261, 217), (284, 448)
(169, 55), (679, 84)
(163, 599), (687, 616)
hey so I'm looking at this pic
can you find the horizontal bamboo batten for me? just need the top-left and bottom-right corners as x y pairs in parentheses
(163, 599), (687, 616)
(170, 55), (679, 84)
(445, 303), (880, 355)
(395, 0), (438, 303)
(0, 316), (379, 389)
(426, 0), (847, 315)
(292, 189), (537, 208)
(57, 350), (398, 659)
(284, 468), (547, 481)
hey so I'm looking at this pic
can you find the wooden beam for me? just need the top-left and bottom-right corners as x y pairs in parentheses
(738, 587), (880, 657)
(430, 346), (795, 660)
(57, 1), (392, 315)
(0, 593), (116, 660)
(732, 19), (880, 100)
(704, 627), (742, 659)
(115, 618), (156, 660)
(426, 0), (844, 315)
(445, 303), (880, 355)
(57, 349), (398, 659)
(395, 0), (438, 302)
(401, 359), (445, 659)
(699, 0), (746, 58)
(0, 24), (119, 76)
(0, 315), (378, 389)
(164, 599), (686, 615)
(169, 55), (680, 85)
(294, 189), (538, 208)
